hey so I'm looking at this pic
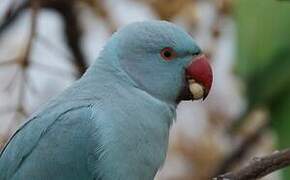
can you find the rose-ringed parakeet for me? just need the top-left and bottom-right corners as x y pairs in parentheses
(0, 21), (213, 180)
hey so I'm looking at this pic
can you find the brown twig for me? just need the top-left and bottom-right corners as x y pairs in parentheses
(44, 0), (88, 76)
(214, 148), (290, 180)
(0, 0), (88, 77)
(0, 0), (87, 134)
(213, 121), (269, 176)
(0, 0), (39, 139)
(0, 0), (29, 37)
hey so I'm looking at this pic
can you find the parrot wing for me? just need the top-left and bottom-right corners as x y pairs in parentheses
(0, 102), (99, 180)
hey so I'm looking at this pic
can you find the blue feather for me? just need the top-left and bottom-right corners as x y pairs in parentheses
(0, 20), (201, 180)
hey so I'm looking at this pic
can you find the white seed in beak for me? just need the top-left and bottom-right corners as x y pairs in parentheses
(189, 80), (204, 100)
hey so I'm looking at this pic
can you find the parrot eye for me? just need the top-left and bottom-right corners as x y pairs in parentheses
(192, 51), (200, 56)
(160, 47), (176, 61)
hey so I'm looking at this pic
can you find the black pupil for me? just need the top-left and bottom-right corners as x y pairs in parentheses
(164, 51), (172, 58)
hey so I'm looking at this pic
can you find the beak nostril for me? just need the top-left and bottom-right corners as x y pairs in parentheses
(192, 52), (200, 56)
(191, 49), (202, 57)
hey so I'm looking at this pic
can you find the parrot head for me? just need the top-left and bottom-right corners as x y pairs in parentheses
(101, 21), (213, 104)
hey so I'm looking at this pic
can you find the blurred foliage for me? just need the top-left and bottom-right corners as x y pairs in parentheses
(235, 0), (290, 79)
(235, 0), (290, 178)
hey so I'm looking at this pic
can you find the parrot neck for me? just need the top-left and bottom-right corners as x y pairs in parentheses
(69, 41), (177, 179)
(83, 40), (179, 108)
(83, 39), (138, 88)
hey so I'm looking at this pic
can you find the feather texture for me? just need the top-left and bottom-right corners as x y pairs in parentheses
(0, 20), (203, 180)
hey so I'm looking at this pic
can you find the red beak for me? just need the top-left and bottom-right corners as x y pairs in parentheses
(186, 55), (213, 100)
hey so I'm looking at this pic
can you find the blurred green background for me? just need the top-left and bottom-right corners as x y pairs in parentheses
(236, 0), (290, 178)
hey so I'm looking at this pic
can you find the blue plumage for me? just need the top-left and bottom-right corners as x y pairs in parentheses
(0, 21), (205, 180)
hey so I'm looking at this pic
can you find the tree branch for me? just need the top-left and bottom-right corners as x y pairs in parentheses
(0, 0), (88, 77)
(214, 148), (290, 180)
(0, 0), (29, 37)
(44, 1), (88, 76)
(213, 121), (269, 176)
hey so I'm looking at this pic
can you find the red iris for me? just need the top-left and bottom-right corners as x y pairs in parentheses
(160, 47), (176, 61)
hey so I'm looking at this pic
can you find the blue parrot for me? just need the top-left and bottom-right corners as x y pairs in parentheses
(0, 21), (213, 180)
